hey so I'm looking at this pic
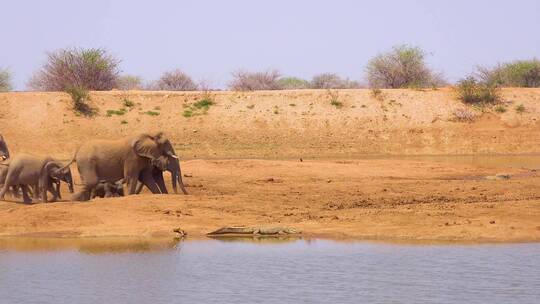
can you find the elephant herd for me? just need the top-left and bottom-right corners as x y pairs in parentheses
(0, 132), (188, 204)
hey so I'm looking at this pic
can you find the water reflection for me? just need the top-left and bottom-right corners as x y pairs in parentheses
(0, 237), (180, 253)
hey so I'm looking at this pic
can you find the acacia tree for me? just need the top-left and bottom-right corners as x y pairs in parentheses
(229, 70), (282, 91)
(477, 59), (540, 87)
(366, 45), (444, 88)
(28, 48), (120, 91)
(154, 69), (198, 91)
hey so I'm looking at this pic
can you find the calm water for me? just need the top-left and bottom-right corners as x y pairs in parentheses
(0, 238), (539, 304)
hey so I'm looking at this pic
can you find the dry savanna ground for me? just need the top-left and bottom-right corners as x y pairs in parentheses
(0, 88), (539, 242)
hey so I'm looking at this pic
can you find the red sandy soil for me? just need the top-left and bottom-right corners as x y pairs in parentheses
(0, 89), (539, 242)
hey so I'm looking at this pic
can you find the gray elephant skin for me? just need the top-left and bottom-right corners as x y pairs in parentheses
(0, 134), (10, 160)
(0, 154), (74, 203)
(136, 155), (188, 195)
(70, 132), (178, 201)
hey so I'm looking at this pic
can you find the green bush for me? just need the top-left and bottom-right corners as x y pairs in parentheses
(478, 59), (540, 87)
(193, 98), (214, 110)
(0, 68), (12, 92)
(455, 77), (500, 104)
(29, 48), (120, 91)
(494, 105), (507, 113)
(144, 110), (160, 116)
(515, 104), (526, 113)
(106, 109), (126, 117)
(122, 98), (135, 108)
(182, 96), (214, 118)
(277, 77), (310, 89)
(366, 45), (445, 88)
(65, 86), (98, 117)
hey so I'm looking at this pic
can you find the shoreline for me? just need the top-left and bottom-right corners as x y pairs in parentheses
(1, 158), (539, 245)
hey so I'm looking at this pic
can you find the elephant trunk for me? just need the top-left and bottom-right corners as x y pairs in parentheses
(171, 171), (178, 194)
(177, 171), (188, 195)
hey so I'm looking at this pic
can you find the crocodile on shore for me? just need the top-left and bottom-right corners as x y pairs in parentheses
(207, 226), (300, 236)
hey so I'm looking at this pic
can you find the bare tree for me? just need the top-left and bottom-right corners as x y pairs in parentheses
(28, 48), (120, 91)
(154, 69), (198, 91)
(229, 70), (281, 91)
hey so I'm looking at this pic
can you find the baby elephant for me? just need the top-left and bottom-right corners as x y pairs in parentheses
(91, 180), (125, 198)
(0, 154), (74, 204)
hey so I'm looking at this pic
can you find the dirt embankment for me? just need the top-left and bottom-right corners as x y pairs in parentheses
(0, 89), (539, 242)
(1, 88), (539, 158)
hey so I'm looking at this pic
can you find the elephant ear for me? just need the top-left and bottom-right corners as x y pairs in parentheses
(152, 132), (178, 159)
(132, 134), (160, 159)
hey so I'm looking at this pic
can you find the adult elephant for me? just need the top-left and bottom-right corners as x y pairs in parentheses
(136, 155), (188, 195)
(0, 134), (10, 160)
(71, 132), (178, 201)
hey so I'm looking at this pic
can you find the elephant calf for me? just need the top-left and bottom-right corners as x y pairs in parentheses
(0, 154), (74, 204)
(91, 180), (125, 198)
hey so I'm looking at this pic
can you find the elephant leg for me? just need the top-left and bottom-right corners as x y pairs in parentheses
(9, 185), (20, 198)
(73, 164), (99, 202)
(153, 169), (167, 194)
(47, 182), (60, 202)
(32, 184), (40, 200)
(126, 175), (140, 195)
(55, 181), (62, 200)
(104, 183), (113, 198)
(21, 185), (32, 204)
(137, 170), (160, 194)
(0, 169), (20, 200)
(135, 181), (144, 194)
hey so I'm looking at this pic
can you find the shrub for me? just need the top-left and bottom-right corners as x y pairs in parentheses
(182, 95), (214, 118)
(182, 109), (193, 117)
(144, 110), (160, 116)
(371, 88), (383, 100)
(366, 45), (445, 88)
(122, 98), (135, 108)
(515, 104), (526, 113)
(310, 73), (360, 89)
(193, 98), (214, 110)
(106, 109), (126, 117)
(0, 68), (12, 92)
(478, 59), (540, 87)
(154, 69), (198, 91)
(29, 48), (120, 91)
(455, 76), (500, 104)
(229, 70), (281, 91)
(327, 90), (343, 108)
(65, 86), (97, 117)
(494, 105), (507, 113)
(116, 75), (143, 90)
(277, 77), (310, 89)
(452, 108), (477, 122)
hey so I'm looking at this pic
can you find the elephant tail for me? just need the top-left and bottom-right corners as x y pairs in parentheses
(59, 147), (80, 171)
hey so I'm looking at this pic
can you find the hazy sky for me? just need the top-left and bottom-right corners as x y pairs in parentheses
(1, 0), (539, 90)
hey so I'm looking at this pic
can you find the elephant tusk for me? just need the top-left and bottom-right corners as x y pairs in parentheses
(170, 154), (178, 159)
